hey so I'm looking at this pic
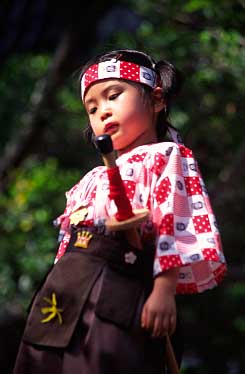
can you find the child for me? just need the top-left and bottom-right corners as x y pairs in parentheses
(14, 49), (227, 374)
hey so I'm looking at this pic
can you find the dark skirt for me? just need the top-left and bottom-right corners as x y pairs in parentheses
(14, 230), (182, 374)
(14, 270), (168, 374)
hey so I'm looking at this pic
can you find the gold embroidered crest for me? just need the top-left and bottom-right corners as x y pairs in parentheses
(74, 231), (93, 248)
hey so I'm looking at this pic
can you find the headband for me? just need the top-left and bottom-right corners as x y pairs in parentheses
(81, 59), (158, 101)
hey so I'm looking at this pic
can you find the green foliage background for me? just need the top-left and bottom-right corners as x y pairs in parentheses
(0, 0), (244, 373)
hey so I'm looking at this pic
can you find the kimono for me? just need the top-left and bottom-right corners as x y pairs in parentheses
(14, 129), (226, 374)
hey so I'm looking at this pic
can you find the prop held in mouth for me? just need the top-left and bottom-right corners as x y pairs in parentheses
(95, 134), (149, 246)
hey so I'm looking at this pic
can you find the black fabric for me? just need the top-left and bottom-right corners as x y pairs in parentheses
(95, 266), (143, 328)
(23, 252), (105, 348)
(66, 227), (155, 282)
(22, 229), (154, 348)
(14, 274), (169, 374)
(14, 229), (183, 374)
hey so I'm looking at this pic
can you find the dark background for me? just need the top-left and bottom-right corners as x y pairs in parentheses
(0, 1), (244, 373)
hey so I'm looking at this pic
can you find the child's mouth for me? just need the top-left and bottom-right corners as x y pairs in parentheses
(104, 123), (119, 134)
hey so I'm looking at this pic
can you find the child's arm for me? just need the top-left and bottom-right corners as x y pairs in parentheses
(141, 268), (179, 338)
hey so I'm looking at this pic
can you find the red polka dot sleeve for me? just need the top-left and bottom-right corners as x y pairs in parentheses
(152, 144), (227, 294)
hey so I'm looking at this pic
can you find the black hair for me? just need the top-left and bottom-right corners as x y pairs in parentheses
(78, 49), (183, 143)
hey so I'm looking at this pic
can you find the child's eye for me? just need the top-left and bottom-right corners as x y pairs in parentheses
(88, 107), (97, 114)
(109, 93), (120, 100)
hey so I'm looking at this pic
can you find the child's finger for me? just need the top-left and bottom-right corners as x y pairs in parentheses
(142, 305), (155, 331)
(141, 304), (152, 330)
(152, 316), (163, 337)
(146, 312), (155, 332)
(141, 305), (147, 328)
(169, 314), (177, 336)
(158, 316), (170, 337)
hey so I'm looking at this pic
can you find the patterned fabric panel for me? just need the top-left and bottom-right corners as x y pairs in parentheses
(54, 141), (227, 294)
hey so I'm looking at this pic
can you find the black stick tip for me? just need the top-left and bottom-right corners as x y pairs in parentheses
(94, 134), (113, 154)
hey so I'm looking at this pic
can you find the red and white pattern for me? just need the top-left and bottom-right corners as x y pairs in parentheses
(81, 60), (157, 101)
(55, 141), (227, 294)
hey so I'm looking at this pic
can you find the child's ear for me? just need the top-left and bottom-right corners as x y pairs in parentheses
(152, 87), (165, 113)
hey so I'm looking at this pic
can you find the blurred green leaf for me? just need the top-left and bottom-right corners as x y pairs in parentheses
(0, 158), (80, 307)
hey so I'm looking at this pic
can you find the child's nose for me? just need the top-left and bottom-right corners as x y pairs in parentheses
(100, 107), (112, 121)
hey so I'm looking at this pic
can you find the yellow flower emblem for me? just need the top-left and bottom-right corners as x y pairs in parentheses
(40, 293), (63, 325)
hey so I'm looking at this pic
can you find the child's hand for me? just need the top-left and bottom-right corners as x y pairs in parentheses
(141, 269), (179, 338)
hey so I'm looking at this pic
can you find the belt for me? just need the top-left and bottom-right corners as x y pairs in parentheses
(66, 226), (155, 282)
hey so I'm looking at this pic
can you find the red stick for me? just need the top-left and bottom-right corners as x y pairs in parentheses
(107, 167), (134, 221)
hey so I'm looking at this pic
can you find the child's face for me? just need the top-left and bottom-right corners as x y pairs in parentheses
(84, 79), (158, 155)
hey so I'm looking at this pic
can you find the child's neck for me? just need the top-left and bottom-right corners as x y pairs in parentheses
(117, 133), (157, 157)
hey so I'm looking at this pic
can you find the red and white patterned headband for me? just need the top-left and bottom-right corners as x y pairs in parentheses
(81, 59), (158, 101)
